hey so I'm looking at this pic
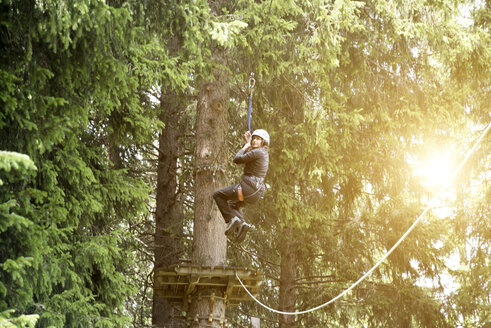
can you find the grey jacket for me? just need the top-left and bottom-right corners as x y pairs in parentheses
(233, 148), (269, 179)
(233, 147), (269, 192)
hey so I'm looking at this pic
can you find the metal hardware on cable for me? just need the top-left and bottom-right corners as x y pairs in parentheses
(248, 72), (255, 140)
(236, 121), (491, 316)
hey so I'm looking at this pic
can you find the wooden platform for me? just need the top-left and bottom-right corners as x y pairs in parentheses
(154, 263), (263, 311)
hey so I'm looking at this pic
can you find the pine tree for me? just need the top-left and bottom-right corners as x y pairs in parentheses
(0, 1), (166, 326)
(188, 0), (231, 324)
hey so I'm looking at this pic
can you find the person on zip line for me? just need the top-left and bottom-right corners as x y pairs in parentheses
(213, 129), (270, 243)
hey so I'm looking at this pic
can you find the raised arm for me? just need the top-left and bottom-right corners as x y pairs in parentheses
(234, 148), (262, 164)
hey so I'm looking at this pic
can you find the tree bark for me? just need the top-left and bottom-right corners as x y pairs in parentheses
(188, 35), (230, 328)
(152, 89), (185, 327)
(279, 227), (297, 328)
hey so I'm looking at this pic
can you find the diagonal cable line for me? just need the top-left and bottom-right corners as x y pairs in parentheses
(237, 121), (491, 315)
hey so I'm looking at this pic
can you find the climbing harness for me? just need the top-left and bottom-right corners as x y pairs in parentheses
(236, 121), (491, 315)
(236, 179), (265, 203)
(237, 185), (244, 201)
(248, 72), (255, 140)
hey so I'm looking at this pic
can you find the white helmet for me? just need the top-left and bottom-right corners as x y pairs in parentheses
(251, 129), (270, 146)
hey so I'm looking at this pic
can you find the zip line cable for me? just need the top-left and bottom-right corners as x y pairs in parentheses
(236, 121), (491, 316)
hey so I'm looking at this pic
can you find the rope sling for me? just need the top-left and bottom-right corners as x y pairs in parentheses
(248, 73), (255, 139)
(237, 73), (261, 202)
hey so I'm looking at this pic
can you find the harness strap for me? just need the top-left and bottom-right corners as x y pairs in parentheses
(237, 185), (244, 202)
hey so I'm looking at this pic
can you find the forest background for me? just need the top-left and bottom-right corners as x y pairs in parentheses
(0, 0), (489, 327)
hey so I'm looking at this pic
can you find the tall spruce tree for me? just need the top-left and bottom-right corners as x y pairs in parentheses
(188, 0), (230, 324)
(149, 2), (191, 326)
(0, 1), (170, 326)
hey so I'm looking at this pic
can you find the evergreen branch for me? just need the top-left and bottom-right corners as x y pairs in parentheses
(229, 240), (280, 269)
(295, 274), (336, 282)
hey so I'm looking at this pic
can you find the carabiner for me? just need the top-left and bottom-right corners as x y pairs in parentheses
(248, 72), (256, 90)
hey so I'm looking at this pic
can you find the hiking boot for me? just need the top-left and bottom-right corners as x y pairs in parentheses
(236, 221), (252, 243)
(225, 217), (242, 236)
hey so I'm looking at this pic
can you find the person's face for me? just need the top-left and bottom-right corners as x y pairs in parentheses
(251, 135), (263, 148)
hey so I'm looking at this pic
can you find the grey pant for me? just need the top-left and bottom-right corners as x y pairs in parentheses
(213, 180), (263, 223)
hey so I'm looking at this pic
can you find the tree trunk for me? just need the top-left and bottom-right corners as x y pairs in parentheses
(188, 40), (230, 328)
(152, 89), (184, 327)
(279, 227), (296, 328)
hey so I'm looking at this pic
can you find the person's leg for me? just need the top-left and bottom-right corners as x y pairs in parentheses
(213, 184), (242, 223)
(224, 200), (246, 236)
(234, 183), (260, 243)
(229, 200), (245, 218)
(235, 183), (264, 243)
(236, 221), (252, 243)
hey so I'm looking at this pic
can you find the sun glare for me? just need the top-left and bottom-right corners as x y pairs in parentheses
(416, 152), (456, 188)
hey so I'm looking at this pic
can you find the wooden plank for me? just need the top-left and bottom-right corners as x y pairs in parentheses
(225, 276), (235, 299)
(156, 281), (188, 286)
(154, 265), (263, 309)
(194, 282), (227, 287)
(155, 271), (178, 277)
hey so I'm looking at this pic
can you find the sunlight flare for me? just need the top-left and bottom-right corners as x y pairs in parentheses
(416, 152), (457, 188)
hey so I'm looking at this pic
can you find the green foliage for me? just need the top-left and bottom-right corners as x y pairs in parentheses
(0, 309), (39, 328)
(0, 0), (175, 326)
(209, 20), (248, 47)
(226, 0), (489, 327)
(0, 0), (488, 326)
(0, 152), (37, 173)
(0, 151), (36, 186)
